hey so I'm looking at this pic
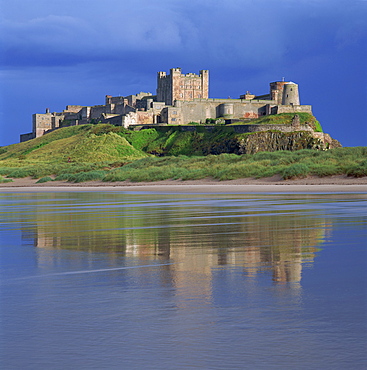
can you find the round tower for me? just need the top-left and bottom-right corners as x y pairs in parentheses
(220, 103), (234, 118)
(282, 82), (300, 105)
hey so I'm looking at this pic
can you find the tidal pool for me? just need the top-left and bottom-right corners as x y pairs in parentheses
(1, 191), (366, 369)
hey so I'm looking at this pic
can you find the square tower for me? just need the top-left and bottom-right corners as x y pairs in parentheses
(157, 68), (209, 105)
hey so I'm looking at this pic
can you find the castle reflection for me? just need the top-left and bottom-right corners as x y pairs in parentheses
(20, 194), (330, 286)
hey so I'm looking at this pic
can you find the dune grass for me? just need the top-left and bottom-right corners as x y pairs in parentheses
(101, 147), (367, 182)
(1, 147), (366, 183)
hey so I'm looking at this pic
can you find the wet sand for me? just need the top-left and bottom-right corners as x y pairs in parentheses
(1, 175), (366, 193)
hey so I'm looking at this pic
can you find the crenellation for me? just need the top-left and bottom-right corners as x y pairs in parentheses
(21, 68), (313, 141)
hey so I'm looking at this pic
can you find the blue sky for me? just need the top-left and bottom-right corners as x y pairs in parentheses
(0, 0), (366, 147)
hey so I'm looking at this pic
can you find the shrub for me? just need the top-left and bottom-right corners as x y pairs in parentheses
(346, 162), (367, 178)
(54, 173), (75, 182)
(5, 167), (33, 178)
(309, 164), (340, 177)
(36, 176), (54, 183)
(282, 163), (310, 179)
(0, 176), (12, 183)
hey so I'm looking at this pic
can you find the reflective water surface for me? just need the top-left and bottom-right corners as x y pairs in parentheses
(1, 191), (366, 369)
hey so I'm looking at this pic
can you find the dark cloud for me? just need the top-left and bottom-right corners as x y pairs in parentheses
(0, 0), (366, 146)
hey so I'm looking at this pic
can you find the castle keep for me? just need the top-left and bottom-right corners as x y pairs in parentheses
(21, 68), (312, 142)
(157, 68), (209, 105)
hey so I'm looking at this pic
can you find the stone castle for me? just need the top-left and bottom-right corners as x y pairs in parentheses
(20, 68), (313, 142)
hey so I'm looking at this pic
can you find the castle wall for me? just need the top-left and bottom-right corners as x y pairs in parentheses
(20, 132), (36, 142)
(64, 105), (84, 113)
(161, 106), (184, 124)
(51, 115), (64, 129)
(33, 113), (52, 136)
(104, 115), (124, 126)
(113, 104), (126, 115)
(80, 106), (91, 119)
(157, 71), (172, 105)
(176, 99), (276, 124)
(120, 111), (155, 128)
(90, 105), (107, 119)
(63, 112), (80, 120)
(106, 95), (126, 105)
(167, 124), (314, 135)
(276, 105), (312, 114)
(136, 110), (154, 126)
(231, 124), (314, 134)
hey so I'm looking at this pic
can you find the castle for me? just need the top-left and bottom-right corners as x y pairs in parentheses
(20, 68), (313, 142)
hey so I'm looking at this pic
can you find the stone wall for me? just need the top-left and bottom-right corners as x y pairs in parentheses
(157, 68), (209, 105)
(20, 132), (35, 142)
(104, 115), (124, 126)
(161, 124), (314, 135)
(270, 81), (288, 104)
(276, 105), (312, 114)
(177, 99), (275, 124)
(136, 111), (154, 126)
(64, 105), (84, 113)
(231, 124), (314, 134)
(32, 113), (53, 138)
(90, 105), (107, 119)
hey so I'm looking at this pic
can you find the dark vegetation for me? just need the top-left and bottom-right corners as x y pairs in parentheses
(0, 118), (365, 183)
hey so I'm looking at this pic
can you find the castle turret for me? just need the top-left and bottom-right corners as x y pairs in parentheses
(282, 82), (300, 105)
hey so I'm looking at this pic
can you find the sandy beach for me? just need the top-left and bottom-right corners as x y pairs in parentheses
(1, 175), (366, 193)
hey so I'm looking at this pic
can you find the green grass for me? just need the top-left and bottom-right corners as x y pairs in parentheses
(228, 113), (323, 132)
(0, 124), (365, 183)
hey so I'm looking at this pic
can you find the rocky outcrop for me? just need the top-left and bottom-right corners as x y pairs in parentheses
(207, 131), (342, 155)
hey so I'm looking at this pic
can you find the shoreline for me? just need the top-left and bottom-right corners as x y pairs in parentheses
(1, 175), (366, 193)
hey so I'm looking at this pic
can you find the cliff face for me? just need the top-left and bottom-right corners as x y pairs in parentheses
(207, 131), (342, 155)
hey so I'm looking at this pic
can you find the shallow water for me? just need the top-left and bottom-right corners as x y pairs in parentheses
(1, 191), (366, 369)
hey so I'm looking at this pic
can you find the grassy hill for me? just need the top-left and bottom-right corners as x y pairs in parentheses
(0, 120), (366, 183)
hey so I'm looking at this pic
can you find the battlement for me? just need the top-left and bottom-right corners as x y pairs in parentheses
(171, 68), (182, 73)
